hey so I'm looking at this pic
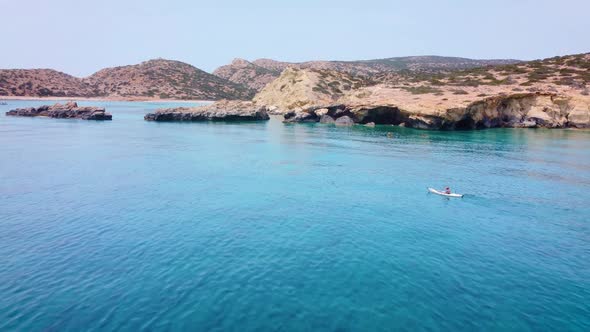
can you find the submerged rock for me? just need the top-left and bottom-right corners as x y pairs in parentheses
(144, 100), (269, 122)
(6, 102), (112, 120)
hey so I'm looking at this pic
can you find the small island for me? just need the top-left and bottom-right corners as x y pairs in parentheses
(6, 102), (112, 120)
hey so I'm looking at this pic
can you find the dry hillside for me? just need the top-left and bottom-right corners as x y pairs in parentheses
(0, 59), (254, 100)
(214, 56), (520, 92)
(85, 59), (254, 100)
(253, 68), (370, 111)
(0, 69), (94, 97)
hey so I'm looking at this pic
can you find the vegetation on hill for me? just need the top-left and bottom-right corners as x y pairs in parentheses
(85, 59), (254, 100)
(0, 69), (94, 97)
(0, 59), (254, 100)
(253, 67), (369, 110)
(212, 59), (280, 91)
(378, 53), (590, 92)
(214, 56), (522, 92)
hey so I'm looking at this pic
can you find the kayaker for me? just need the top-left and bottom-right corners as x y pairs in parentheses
(445, 187), (451, 194)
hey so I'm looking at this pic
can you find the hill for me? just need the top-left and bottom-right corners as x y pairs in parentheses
(0, 69), (94, 97)
(212, 59), (280, 92)
(254, 56), (520, 74)
(253, 67), (369, 111)
(0, 59), (254, 100)
(213, 56), (520, 92)
(85, 59), (254, 100)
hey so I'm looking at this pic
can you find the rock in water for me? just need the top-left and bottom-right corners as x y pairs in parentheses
(335, 115), (355, 126)
(283, 110), (318, 123)
(364, 122), (376, 127)
(319, 115), (335, 124)
(144, 100), (269, 121)
(6, 102), (112, 120)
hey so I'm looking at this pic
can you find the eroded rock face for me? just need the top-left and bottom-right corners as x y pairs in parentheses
(280, 93), (590, 130)
(6, 102), (112, 120)
(442, 93), (583, 129)
(144, 100), (269, 121)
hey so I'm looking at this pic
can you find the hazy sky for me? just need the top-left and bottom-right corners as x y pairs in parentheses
(1, 0), (588, 76)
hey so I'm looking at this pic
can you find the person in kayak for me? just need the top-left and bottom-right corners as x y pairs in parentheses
(445, 187), (451, 194)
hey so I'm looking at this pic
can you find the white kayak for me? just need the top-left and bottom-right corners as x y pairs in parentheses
(428, 188), (464, 198)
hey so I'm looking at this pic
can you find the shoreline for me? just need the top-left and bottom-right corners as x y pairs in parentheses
(0, 96), (213, 104)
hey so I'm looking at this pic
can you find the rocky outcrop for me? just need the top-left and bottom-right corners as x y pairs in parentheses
(280, 93), (590, 129)
(212, 58), (280, 92)
(6, 102), (112, 120)
(335, 116), (355, 126)
(319, 115), (335, 124)
(253, 68), (369, 113)
(144, 100), (269, 122)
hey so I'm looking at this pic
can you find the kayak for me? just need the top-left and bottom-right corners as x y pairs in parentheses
(428, 187), (464, 198)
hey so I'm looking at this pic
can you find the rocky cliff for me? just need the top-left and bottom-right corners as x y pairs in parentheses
(282, 93), (589, 129)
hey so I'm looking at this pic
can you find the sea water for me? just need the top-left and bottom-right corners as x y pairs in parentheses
(1, 100), (589, 331)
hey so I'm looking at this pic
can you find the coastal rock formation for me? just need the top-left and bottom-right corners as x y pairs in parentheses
(335, 116), (355, 126)
(246, 53), (590, 130)
(280, 93), (590, 129)
(144, 100), (269, 122)
(320, 114), (335, 124)
(6, 102), (112, 120)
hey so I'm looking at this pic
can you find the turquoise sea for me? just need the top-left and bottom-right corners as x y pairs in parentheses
(1, 100), (589, 331)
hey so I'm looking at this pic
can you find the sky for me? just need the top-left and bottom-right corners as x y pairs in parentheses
(1, 0), (588, 77)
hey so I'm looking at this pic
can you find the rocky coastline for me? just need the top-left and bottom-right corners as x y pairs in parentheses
(280, 93), (589, 129)
(6, 102), (112, 120)
(144, 100), (269, 122)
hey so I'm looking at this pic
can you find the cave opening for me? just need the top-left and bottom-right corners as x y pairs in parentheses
(454, 116), (476, 130)
(360, 106), (405, 125)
